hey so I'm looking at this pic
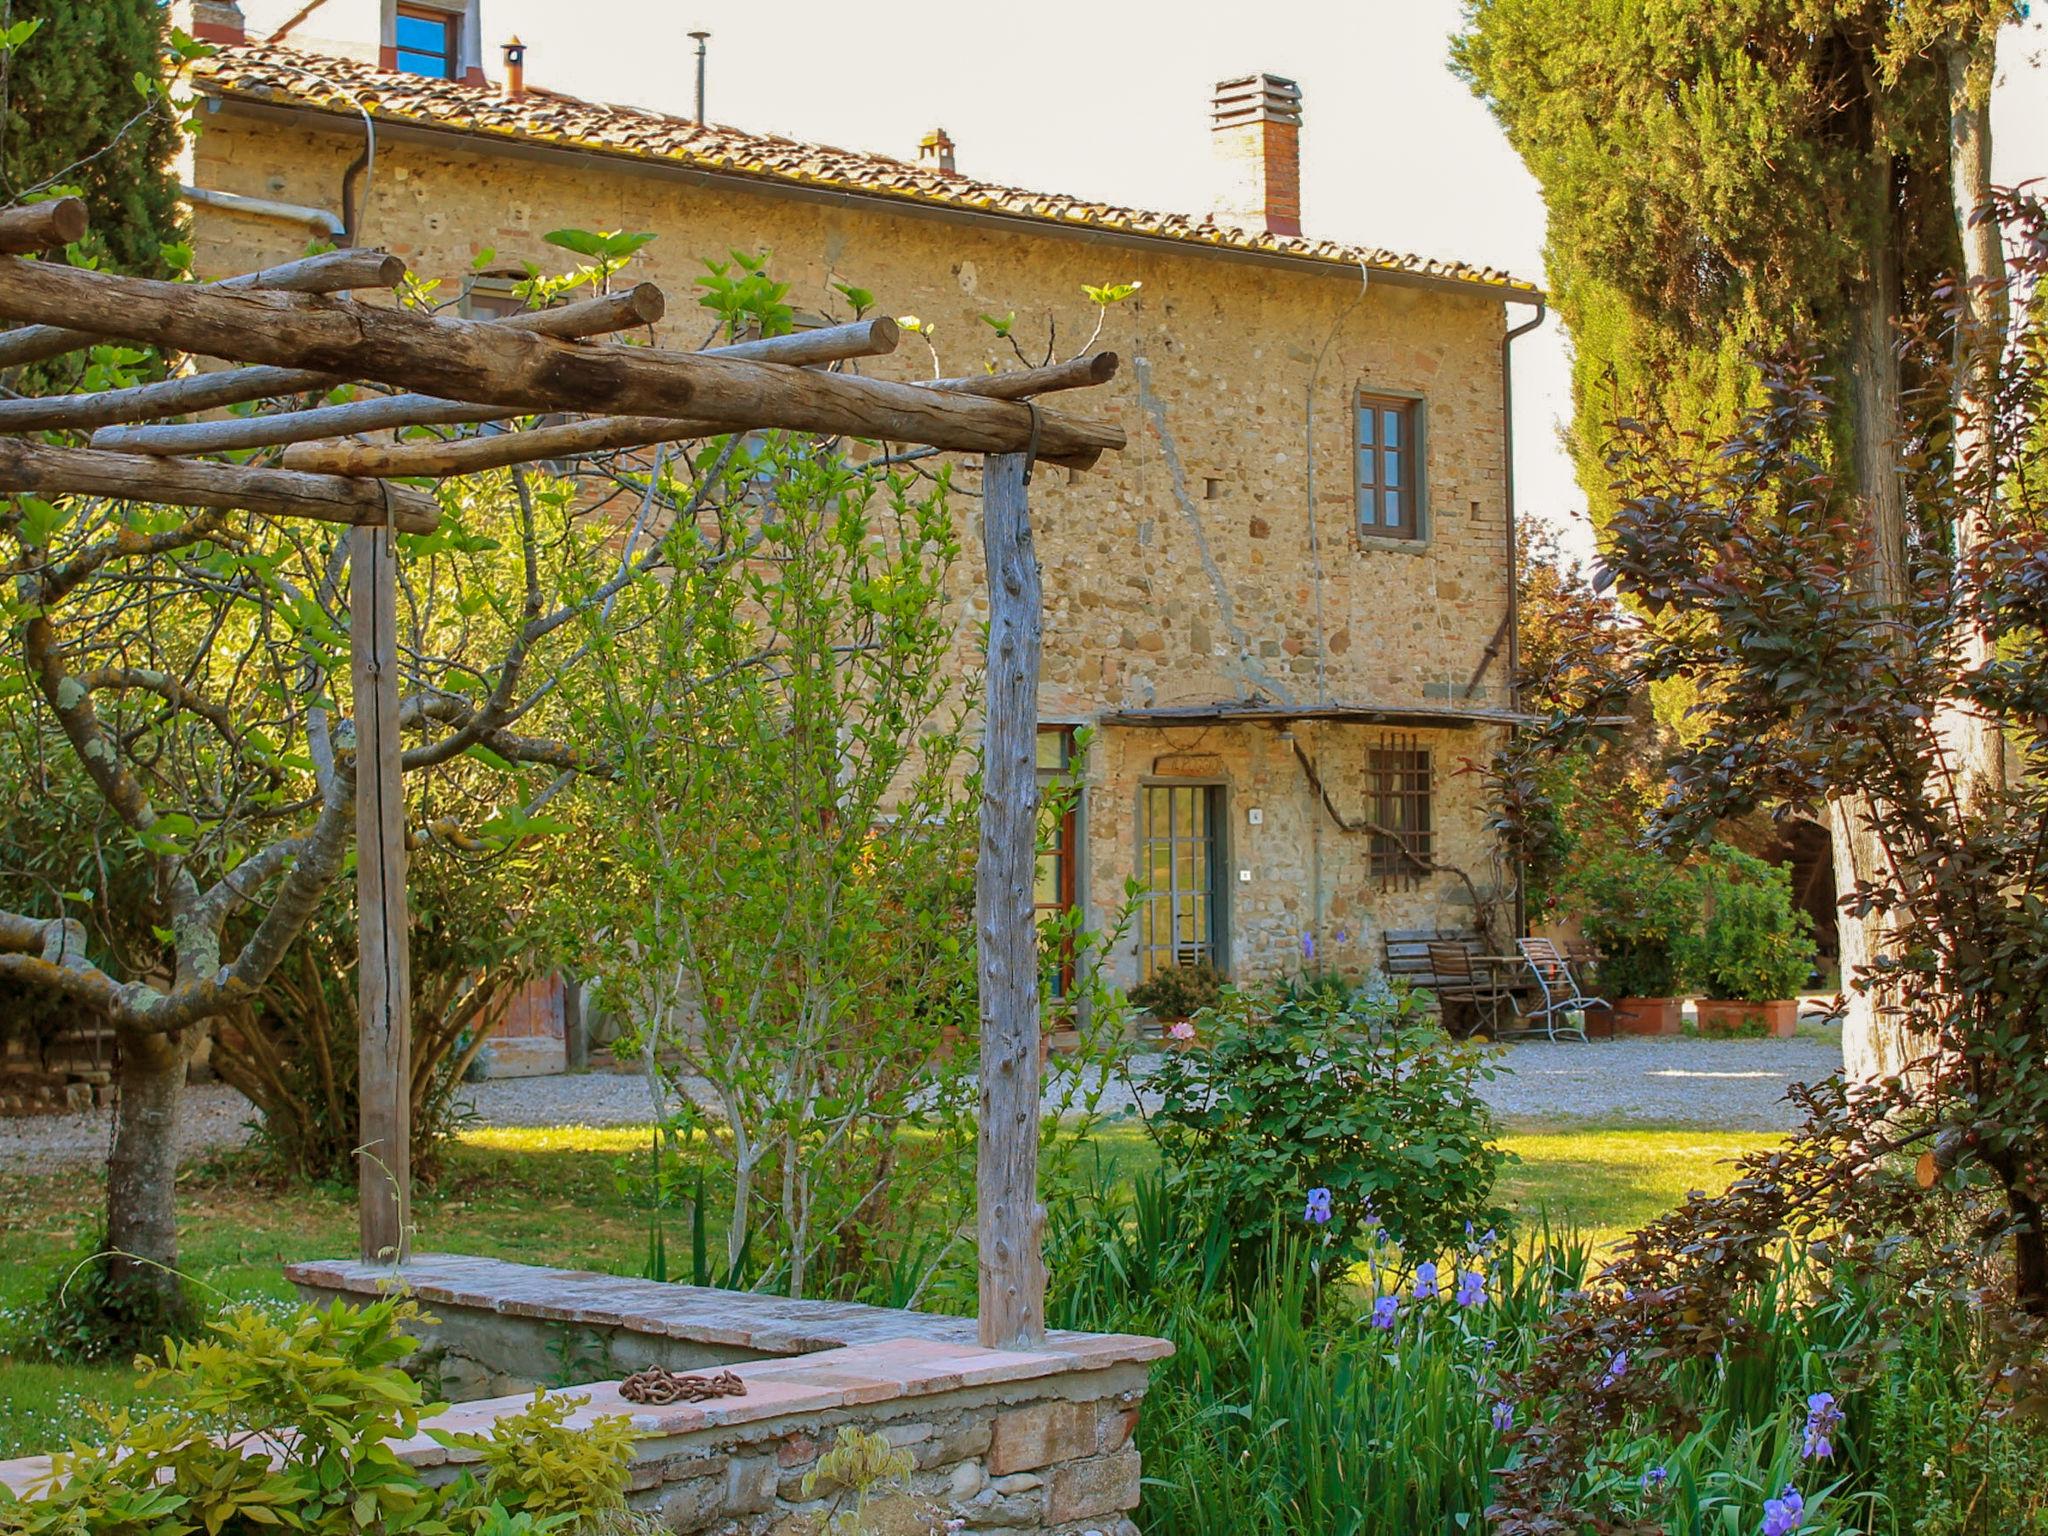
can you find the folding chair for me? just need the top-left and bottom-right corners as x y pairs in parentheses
(1426, 940), (1516, 1036)
(1514, 937), (1608, 1042)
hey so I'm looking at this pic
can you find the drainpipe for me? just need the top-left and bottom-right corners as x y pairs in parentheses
(1501, 300), (1545, 711)
(181, 184), (345, 239)
(1501, 300), (1546, 940)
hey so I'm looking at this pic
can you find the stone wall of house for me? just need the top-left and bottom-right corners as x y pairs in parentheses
(1089, 718), (1506, 984)
(282, 1254), (1167, 1536)
(185, 106), (1519, 982)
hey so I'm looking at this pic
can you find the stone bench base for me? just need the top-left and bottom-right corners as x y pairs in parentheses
(3, 1254), (1172, 1536)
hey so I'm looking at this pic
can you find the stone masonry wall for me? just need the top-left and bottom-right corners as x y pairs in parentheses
(186, 104), (1519, 982)
(0, 1255), (1170, 1536)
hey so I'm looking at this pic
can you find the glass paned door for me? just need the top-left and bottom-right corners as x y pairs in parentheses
(1138, 784), (1221, 979)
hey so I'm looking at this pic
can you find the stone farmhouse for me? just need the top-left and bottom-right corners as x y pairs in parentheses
(174, 0), (1545, 1010)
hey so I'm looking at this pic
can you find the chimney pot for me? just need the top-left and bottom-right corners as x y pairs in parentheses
(918, 127), (957, 174)
(187, 0), (246, 44)
(502, 36), (527, 99)
(1210, 72), (1303, 237)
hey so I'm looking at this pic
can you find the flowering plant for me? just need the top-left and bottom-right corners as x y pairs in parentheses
(1143, 986), (1511, 1283)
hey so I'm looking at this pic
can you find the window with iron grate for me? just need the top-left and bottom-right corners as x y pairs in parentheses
(1367, 737), (1432, 889)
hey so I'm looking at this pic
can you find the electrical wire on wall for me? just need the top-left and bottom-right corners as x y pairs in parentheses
(253, 57), (377, 245)
(1297, 259), (1371, 941)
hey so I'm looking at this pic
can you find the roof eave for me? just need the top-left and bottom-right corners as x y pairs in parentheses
(1096, 703), (1545, 730)
(195, 87), (1545, 308)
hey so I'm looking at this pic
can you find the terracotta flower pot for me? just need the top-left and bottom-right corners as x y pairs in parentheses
(1695, 998), (1799, 1038)
(1579, 1005), (1619, 1040)
(1612, 996), (1682, 1036)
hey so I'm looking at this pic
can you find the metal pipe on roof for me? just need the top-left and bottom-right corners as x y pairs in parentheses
(180, 184), (343, 238)
(689, 31), (709, 124)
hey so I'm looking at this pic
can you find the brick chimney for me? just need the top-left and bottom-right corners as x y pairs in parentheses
(1210, 73), (1302, 237)
(918, 127), (957, 174)
(187, 0), (246, 44)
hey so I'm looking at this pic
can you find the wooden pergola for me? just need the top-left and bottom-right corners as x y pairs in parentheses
(0, 198), (1126, 1349)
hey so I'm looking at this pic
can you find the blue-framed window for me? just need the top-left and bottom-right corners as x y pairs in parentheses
(394, 5), (460, 79)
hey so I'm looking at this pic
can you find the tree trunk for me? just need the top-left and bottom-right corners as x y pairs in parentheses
(1836, 163), (1922, 1083)
(1945, 36), (2009, 797)
(103, 1019), (197, 1334)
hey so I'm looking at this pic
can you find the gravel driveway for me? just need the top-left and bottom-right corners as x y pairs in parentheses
(0, 1035), (1839, 1176)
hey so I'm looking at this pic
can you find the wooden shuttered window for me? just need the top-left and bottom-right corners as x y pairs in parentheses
(1356, 391), (1424, 540)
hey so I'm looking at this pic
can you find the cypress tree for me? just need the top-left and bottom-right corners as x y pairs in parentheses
(0, 0), (183, 275)
(1453, 1), (2017, 1075)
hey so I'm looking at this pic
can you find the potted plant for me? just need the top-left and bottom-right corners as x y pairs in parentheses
(1570, 844), (1700, 1036)
(1682, 849), (1817, 1037)
(1129, 961), (1225, 1048)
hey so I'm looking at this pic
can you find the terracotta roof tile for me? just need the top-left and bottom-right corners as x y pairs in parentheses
(191, 43), (1537, 300)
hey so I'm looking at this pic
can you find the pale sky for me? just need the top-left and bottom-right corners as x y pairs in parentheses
(473, 0), (2042, 561)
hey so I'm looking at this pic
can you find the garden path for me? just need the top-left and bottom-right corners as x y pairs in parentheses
(0, 1034), (1840, 1175)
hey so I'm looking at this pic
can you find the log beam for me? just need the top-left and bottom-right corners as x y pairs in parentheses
(930, 351), (1120, 399)
(280, 414), (717, 478)
(94, 315), (893, 458)
(0, 198), (86, 254)
(974, 450), (1047, 1349)
(272, 341), (1114, 480)
(0, 438), (440, 532)
(0, 259), (1125, 463)
(0, 248), (408, 373)
(4, 284), (667, 437)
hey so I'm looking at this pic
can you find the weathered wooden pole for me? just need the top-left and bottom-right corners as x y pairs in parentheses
(351, 522), (412, 1264)
(975, 450), (1047, 1348)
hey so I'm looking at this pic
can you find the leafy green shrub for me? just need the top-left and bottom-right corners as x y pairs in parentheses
(1128, 961), (1226, 1020)
(8, 1225), (198, 1364)
(0, 1296), (638, 1536)
(451, 1389), (637, 1528)
(1681, 848), (1818, 1001)
(1567, 840), (1701, 996)
(1144, 987), (1509, 1276)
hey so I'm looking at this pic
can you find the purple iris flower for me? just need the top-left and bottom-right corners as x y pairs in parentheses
(1302, 932), (1316, 960)
(1802, 1391), (1842, 1460)
(1761, 1485), (1805, 1536)
(1413, 1261), (1438, 1300)
(1303, 1186), (1333, 1225)
(1490, 1400), (1514, 1432)
(1600, 1350), (1628, 1389)
(1371, 1294), (1400, 1329)
(1455, 1270), (1487, 1308)
(1641, 1466), (1668, 1492)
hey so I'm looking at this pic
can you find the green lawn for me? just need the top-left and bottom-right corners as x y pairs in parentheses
(0, 1117), (1776, 1461)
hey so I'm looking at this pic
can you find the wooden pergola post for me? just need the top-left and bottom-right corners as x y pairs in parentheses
(976, 450), (1047, 1348)
(351, 524), (411, 1263)
(0, 229), (1122, 1305)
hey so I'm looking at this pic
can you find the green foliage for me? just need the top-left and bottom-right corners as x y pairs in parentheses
(1125, 961), (1224, 1020)
(567, 405), (980, 1299)
(0, 1296), (638, 1536)
(1045, 1170), (2048, 1536)
(213, 850), (556, 1185)
(1453, 0), (1969, 533)
(447, 1390), (635, 1527)
(797, 1427), (927, 1534)
(1564, 836), (1700, 998)
(1143, 987), (1509, 1279)
(1680, 848), (1818, 1001)
(11, 1230), (198, 1364)
(694, 249), (791, 340)
(0, 0), (189, 279)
